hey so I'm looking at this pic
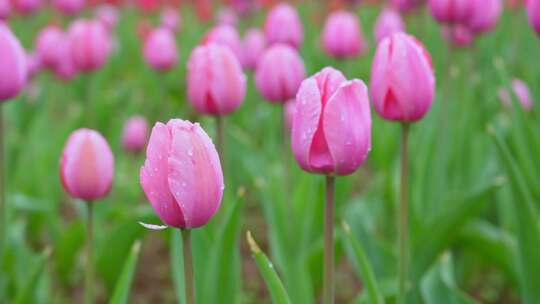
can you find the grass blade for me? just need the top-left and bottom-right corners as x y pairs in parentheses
(108, 241), (141, 304)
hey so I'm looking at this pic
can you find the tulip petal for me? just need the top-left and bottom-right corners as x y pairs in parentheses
(140, 122), (186, 227)
(138, 221), (168, 230)
(209, 46), (246, 114)
(324, 80), (371, 175)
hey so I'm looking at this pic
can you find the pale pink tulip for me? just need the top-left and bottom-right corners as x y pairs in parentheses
(202, 25), (243, 62)
(242, 28), (266, 70)
(122, 116), (149, 153)
(0, 23), (27, 101)
(143, 27), (178, 71)
(322, 10), (366, 59)
(68, 19), (110, 72)
(95, 5), (118, 31)
(35, 25), (65, 70)
(160, 7), (181, 33)
(374, 9), (405, 44)
(264, 3), (303, 48)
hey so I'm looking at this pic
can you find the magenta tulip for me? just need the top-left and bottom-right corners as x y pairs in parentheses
(428, 0), (472, 24)
(498, 78), (534, 111)
(255, 44), (306, 103)
(442, 24), (474, 47)
(140, 119), (224, 228)
(374, 9), (405, 44)
(202, 25), (243, 62)
(35, 25), (65, 70)
(291, 67), (371, 175)
(467, 0), (501, 34)
(264, 3), (303, 48)
(187, 44), (246, 115)
(122, 116), (149, 153)
(68, 19), (110, 72)
(0, 23), (27, 102)
(242, 28), (266, 70)
(60, 129), (114, 201)
(160, 7), (181, 33)
(322, 11), (366, 59)
(143, 27), (178, 71)
(12, 0), (41, 15)
(370, 33), (435, 122)
(0, 0), (11, 19)
(95, 5), (118, 31)
(53, 0), (84, 15)
(527, 0), (540, 35)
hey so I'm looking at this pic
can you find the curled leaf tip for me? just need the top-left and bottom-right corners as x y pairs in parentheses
(246, 231), (261, 254)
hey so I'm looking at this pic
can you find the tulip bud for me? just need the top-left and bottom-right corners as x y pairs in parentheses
(498, 79), (533, 111)
(428, 0), (472, 24)
(467, 0), (501, 34)
(255, 44), (306, 103)
(143, 28), (178, 72)
(527, 0), (540, 35)
(242, 28), (266, 70)
(202, 25), (243, 62)
(187, 44), (246, 115)
(292, 67), (371, 176)
(12, 0), (41, 15)
(95, 5), (119, 31)
(122, 116), (149, 153)
(53, 36), (78, 81)
(264, 3), (303, 49)
(60, 129), (115, 201)
(370, 33), (435, 122)
(0, 23), (27, 102)
(160, 7), (181, 33)
(53, 0), (84, 15)
(68, 19), (110, 72)
(322, 10), (366, 59)
(0, 0), (11, 19)
(35, 25), (65, 70)
(140, 119), (224, 228)
(442, 24), (474, 47)
(374, 9), (405, 44)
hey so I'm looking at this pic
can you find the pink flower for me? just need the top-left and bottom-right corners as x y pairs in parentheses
(370, 33), (435, 122)
(0, 22), (27, 102)
(160, 7), (181, 33)
(467, 0), (501, 34)
(95, 5), (119, 31)
(374, 9), (405, 44)
(498, 78), (534, 111)
(68, 19), (111, 72)
(242, 28), (266, 70)
(217, 7), (238, 27)
(53, 35), (78, 81)
(202, 25), (243, 62)
(264, 3), (303, 49)
(428, 0), (473, 24)
(442, 24), (474, 47)
(143, 27), (178, 72)
(292, 67), (371, 176)
(35, 25), (65, 70)
(53, 0), (85, 15)
(255, 44), (306, 103)
(322, 10), (366, 59)
(140, 119), (224, 228)
(60, 129), (115, 201)
(527, 0), (540, 35)
(122, 116), (149, 153)
(12, 0), (41, 15)
(0, 0), (11, 19)
(187, 44), (246, 115)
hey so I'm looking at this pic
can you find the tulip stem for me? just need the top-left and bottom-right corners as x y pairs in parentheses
(216, 115), (224, 160)
(182, 229), (195, 304)
(398, 123), (410, 304)
(0, 105), (4, 260)
(281, 105), (290, 199)
(323, 175), (335, 304)
(84, 201), (94, 304)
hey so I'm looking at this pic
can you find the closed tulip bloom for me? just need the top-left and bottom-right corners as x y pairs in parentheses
(292, 67), (371, 176)
(242, 28), (266, 70)
(35, 25), (65, 70)
(0, 23), (27, 101)
(53, 36), (78, 81)
(374, 9), (405, 44)
(0, 0), (11, 19)
(160, 7), (181, 33)
(202, 25), (243, 62)
(467, 0), (501, 34)
(95, 5), (119, 31)
(68, 19), (110, 72)
(428, 0), (472, 24)
(255, 44), (306, 103)
(12, 0), (41, 15)
(498, 79), (533, 111)
(122, 116), (149, 153)
(442, 24), (474, 47)
(187, 44), (246, 115)
(370, 33), (435, 122)
(140, 119), (224, 228)
(60, 129), (114, 201)
(527, 0), (540, 35)
(322, 11), (366, 59)
(53, 0), (84, 15)
(264, 3), (303, 48)
(143, 28), (178, 71)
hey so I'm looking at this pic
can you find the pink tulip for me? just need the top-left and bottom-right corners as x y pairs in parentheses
(217, 7), (238, 26)
(187, 44), (246, 115)
(160, 7), (181, 33)
(53, 36), (78, 81)
(264, 3), (303, 49)
(322, 10), (366, 59)
(122, 116), (149, 153)
(12, 0), (41, 15)
(143, 28), (178, 72)
(284, 98), (296, 131)
(231, 0), (257, 16)
(53, 0), (84, 15)
(26, 51), (41, 79)
(467, 0), (501, 34)
(0, 0), (11, 19)
(498, 79), (534, 111)
(95, 5), (119, 31)
(0, 23), (27, 102)
(68, 19), (110, 72)
(428, 0), (472, 24)
(374, 9), (405, 44)
(370, 33), (435, 122)
(292, 67), (371, 176)
(242, 28), (266, 70)
(442, 24), (474, 47)
(527, 0), (540, 35)
(202, 25), (243, 62)
(60, 129), (114, 201)
(255, 44), (306, 103)
(35, 25), (65, 70)
(140, 119), (224, 228)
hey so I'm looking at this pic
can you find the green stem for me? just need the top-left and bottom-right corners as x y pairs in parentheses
(216, 115), (224, 161)
(182, 229), (195, 304)
(398, 123), (410, 304)
(323, 175), (335, 304)
(0, 105), (4, 260)
(84, 201), (94, 304)
(281, 104), (290, 200)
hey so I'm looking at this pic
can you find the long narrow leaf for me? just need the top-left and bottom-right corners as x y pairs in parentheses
(14, 248), (51, 304)
(109, 241), (141, 304)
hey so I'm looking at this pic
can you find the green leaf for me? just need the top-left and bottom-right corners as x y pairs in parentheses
(246, 231), (292, 304)
(14, 248), (51, 304)
(108, 241), (141, 304)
